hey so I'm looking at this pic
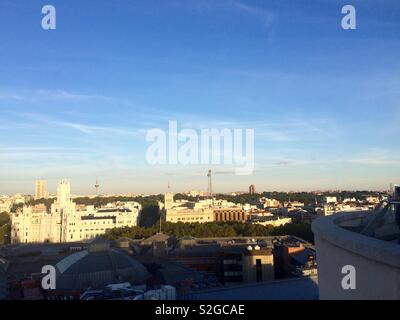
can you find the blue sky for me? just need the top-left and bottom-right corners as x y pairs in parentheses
(0, 0), (399, 195)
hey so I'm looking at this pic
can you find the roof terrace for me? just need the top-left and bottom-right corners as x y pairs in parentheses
(311, 190), (400, 300)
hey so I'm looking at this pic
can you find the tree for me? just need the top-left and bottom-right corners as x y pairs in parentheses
(103, 219), (315, 242)
(0, 212), (11, 245)
(0, 212), (10, 226)
(272, 223), (314, 244)
(138, 205), (160, 228)
(0, 224), (10, 246)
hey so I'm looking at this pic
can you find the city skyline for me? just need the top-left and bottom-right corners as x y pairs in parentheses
(1, 0), (400, 194)
(0, 177), (393, 197)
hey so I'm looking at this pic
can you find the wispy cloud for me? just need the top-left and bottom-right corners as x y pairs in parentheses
(0, 89), (112, 102)
(274, 160), (290, 166)
(1, 87), (334, 143)
(13, 112), (143, 139)
(231, 1), (275, 27)
(178, 117), (332, 142)
(58, 121), (142, 138)
(348, 149), (400, 166)
(0, 147), (85, 161)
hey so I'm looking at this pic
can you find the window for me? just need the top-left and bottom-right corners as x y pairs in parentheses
(256, 259), (262, 282)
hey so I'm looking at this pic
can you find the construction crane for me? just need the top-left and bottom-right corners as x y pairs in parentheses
(207, 169), (214, 208)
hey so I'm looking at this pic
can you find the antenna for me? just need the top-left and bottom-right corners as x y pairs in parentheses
(160, 181), (171, 234)
(95, 177), (100, 195)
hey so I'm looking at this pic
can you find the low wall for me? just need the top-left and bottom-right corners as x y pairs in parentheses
(312, 211), (400, 300)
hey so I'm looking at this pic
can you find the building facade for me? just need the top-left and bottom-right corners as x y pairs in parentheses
(242, 246), (275, 283)
(214, 208), (249, 222)
(166, 208), (214, 223)
(11, 180), (140, 244)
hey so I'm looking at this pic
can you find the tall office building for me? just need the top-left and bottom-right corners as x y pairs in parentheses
(34, 180), (48, 200)
(249, 184), (256, 195)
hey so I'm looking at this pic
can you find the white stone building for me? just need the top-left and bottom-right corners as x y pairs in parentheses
(11, 180), (140, 244)
(162, 193), (257, 224)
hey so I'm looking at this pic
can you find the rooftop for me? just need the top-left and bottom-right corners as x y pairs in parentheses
(186, 276), (318, 300)
(141, 233), (172, 244)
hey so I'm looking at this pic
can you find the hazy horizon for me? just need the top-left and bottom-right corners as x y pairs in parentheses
(0, 177), (392, 197)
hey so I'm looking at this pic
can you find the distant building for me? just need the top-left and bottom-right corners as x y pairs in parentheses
(0, 197), (12, 213)
(260, 198), (281, 209)
(324, 196), (337, 204)
(318, 203), (335, 216)
(184, 190), (205, 197)
(249, 185), (256, 195)
(317, 201), (372, 217)
(163, 192), (214, 223)
(366, 196), (380, 204)
(286, 201), (305, 209)
(12, 194), (25, 205)
(163, 193), (250, 224)
(35, 180), (48, 200)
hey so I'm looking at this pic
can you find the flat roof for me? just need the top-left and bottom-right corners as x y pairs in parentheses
(186, 276), (319, 300)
